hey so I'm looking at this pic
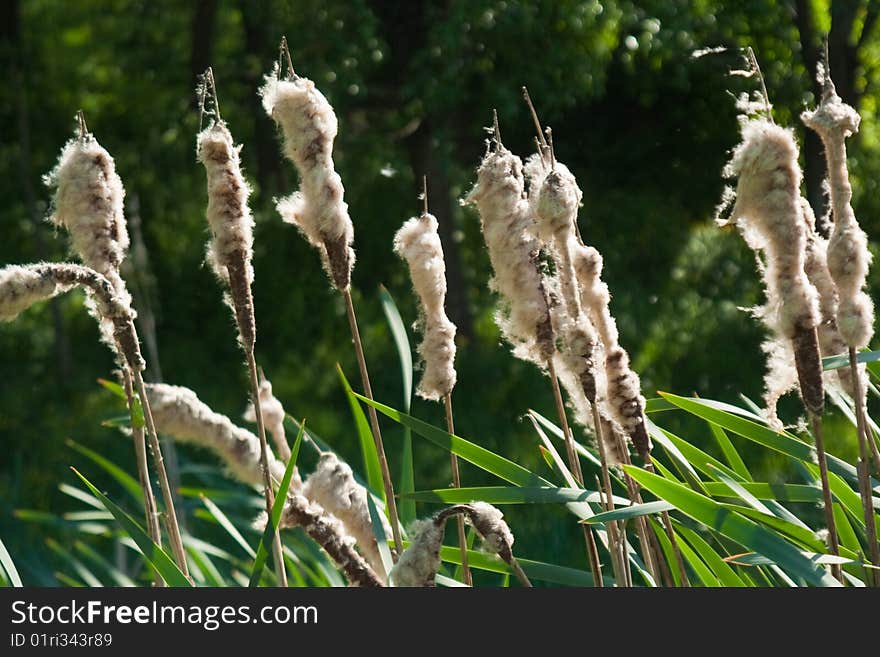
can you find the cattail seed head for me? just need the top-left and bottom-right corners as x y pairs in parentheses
(393, 212), (458, 400)
(196, 122), (254, 282)
(44, 131), (130, 280)
(145, 383), (290, 488)
(0, 263), (142, 370)
(466, 144), (554, 364)
(45, 127), (136, 353)
(243, 376), (290, 461)
(721, 119), (824, 421)
(571, 240), (650, 456)
(463, 501), (515, 562)
(260, 69), (355, 291)
(303, 452), (390, 580)
(279, 492), (383, 587)
(0, 264), (75, 322)
(389, 518), (444, 587)
(804, 81), (875, 348)
(801, 199), (856, 396)
(196, 120), (257, 350)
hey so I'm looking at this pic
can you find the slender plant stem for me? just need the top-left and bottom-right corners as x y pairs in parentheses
(618, 445), (667, 586)
(809, 412), (844, 583)
(508, 555), (533, 588)
(583, 526), (603, 587)
(121, 367), (163, 587)
(444, 393), (472, 586)
(546, 358), (624, 584)
(849, 347), (880, 585)
(342, 288), (403, 556)
(132, 368), (190, 580)
(643, 456), (689, 587)
(589, 405), (630, 586)
(246, 348), (288, 587)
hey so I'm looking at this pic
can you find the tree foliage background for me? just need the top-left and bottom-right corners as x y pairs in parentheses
(1, 0), (878, 582)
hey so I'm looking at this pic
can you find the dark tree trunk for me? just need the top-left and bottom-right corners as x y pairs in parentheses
(793, 0), (875, 233)
(238, 0), (284, 194)
(4, 0), (73, 383)
(367, 0), (473, 338)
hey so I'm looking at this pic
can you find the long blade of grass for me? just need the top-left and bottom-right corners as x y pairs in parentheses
(353, 392), (550, 487)
(74, 541), (137, 587)
(366, 489), (393, 581)
(674, 522), (745, 587)
(659, 393), (869, 487)
(709, 423), (752, 480)
(200, 495), (256, 560)
(624, 465), (841, 587)
(337, 366), (385, 500)
(249, 421), (305, 586)
(581, 501), (675, 524)
(401, 486), (630, 505)
(378, 287), (417, 525)
(433, 543), (596, 586)
(822, 350), (880, 370)
(0, 536), (22, 587)
(67, 440), (142, 501)
(71, 468), (191, 587)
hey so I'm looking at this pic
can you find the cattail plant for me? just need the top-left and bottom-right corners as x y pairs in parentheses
(719, 114), (843, 580)
(800, 198), (855, 397)
(145, 383), (292, 489)
(390, 503), (530, 587)
(393, 180), (470, 585)
(259, 39), (402, 554)
(196, 68), (286, 585)
(522, 107), (663, 587)
(465, 113), (610, 584)
(802, 63), (879, 579)
(303, 452), (391, 581)
(145, 382), (389, 584)
(277, 493), (383, 587)
(44, 116), (188, 581)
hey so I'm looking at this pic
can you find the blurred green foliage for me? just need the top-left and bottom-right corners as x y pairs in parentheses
(1, 0), (878, 583)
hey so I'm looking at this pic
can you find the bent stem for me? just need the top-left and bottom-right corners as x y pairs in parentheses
(246, 348), (288, 587)
(444, 393), (472, 586)
(121, 366), (164, 587)
(547, 358), (624, 585)
(849, 347), (880, 585)
(809, 412), (844, 583)
(132, 367), (190, 580)
(342, 287), (403, 556)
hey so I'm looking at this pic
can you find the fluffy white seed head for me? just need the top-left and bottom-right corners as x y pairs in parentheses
(45, 134), (130, 279)
(721, 119), (825, 420)
(393, 212), (458, 400)
(571, 239), (650, 455)
(278, 492), (382, 587)
(243, 377), (290, 462)
(723, 120), (820, 338)
(389, 519), (444, 587)
(145, 383), (291, 489)
(0, 264), (73, 322)
(465, 502), (515, 558)
(466, 146), (554, 365)
(260, 70), (354, 290)
(801, 199), (857, 396)
(804, 85), (874, 348)
(196, 121), (255, 285)
(45, 131), (135, 351)
(303, 452), (390, 581)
